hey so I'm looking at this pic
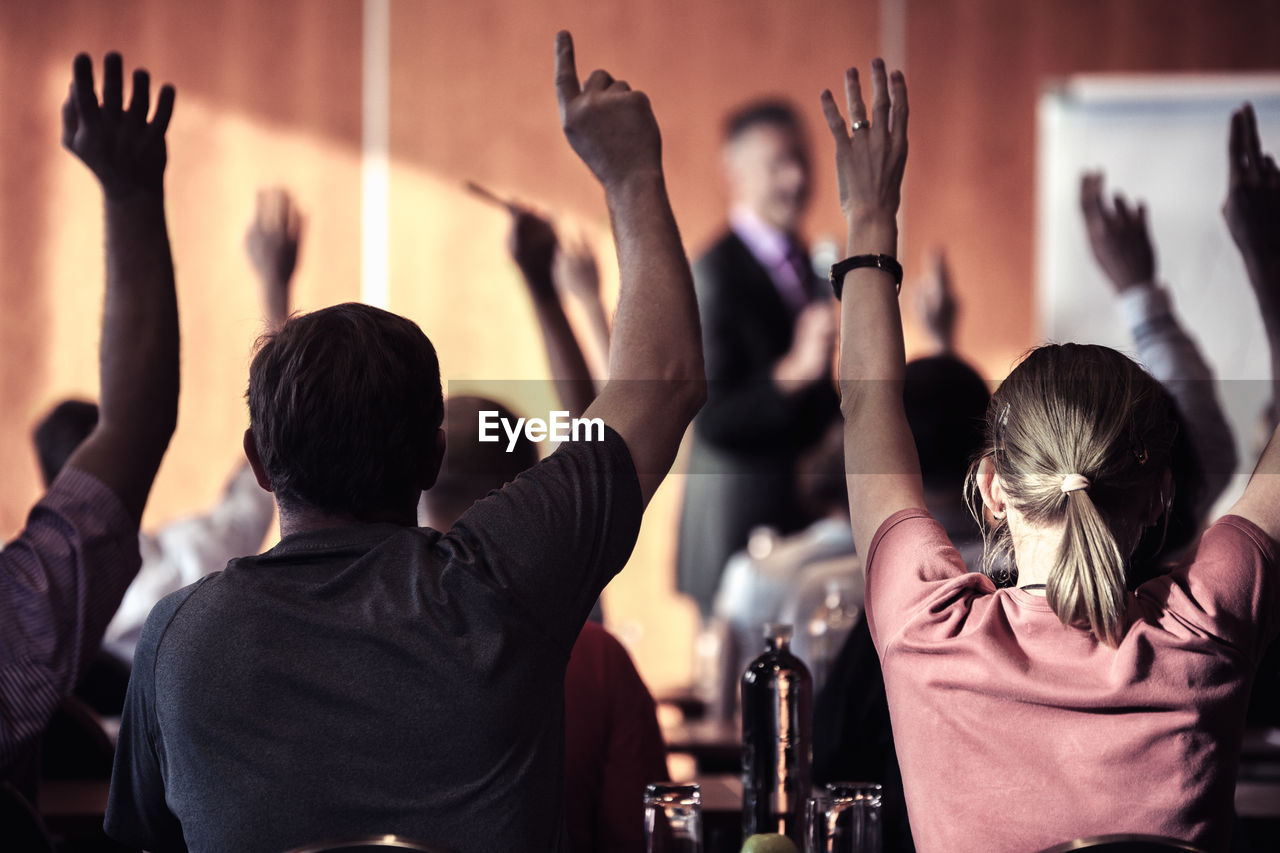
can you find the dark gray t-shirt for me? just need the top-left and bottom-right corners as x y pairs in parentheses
(105, 428), (642, 853)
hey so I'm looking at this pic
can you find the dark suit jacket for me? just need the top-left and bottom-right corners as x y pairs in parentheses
(677, 230), (839, 616)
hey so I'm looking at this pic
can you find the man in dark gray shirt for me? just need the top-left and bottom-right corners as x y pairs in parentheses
(105, 30), (705, 853)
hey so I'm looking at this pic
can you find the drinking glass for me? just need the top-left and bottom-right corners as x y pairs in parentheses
(804, 783), (882, 853)
(644, 782), (702, 853)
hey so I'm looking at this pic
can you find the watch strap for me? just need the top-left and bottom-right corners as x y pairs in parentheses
(828, 254), (903, 299)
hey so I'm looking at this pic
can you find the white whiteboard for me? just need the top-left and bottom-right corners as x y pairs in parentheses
(1037, 74), (1280, 514)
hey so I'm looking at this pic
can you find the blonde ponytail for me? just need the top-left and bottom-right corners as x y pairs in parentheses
(1048, 487), (1128, 646)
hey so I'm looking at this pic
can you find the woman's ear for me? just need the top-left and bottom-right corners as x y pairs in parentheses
(976, 456), (1006, 522)
(1144, 467), (1175, 527)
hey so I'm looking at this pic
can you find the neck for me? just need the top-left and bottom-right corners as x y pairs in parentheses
(730, 202), (795, 240)
(1008, 510), (1065, 592)
(278, 502), (418, 538)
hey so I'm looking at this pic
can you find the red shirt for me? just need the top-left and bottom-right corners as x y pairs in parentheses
(864, 509), (1279, 853)
(564, 622), (669, 853)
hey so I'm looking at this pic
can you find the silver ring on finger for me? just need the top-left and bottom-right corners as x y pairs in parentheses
(850, 119), (869, 133)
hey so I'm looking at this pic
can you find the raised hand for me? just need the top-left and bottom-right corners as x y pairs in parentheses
(916, 250), (957, 353)
(61, 53), (174, 199)
(1224, 103), (1280, 294)
(554, 31), (662, 189)
(245, 188), (303, 329)
(819, 59), (908, 231)
(507, 206), (559, 300)
(1080, 172), (1155, 292)
(246, 188), (303, 285)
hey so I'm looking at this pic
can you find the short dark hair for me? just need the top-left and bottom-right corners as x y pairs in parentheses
(903, 355), (991, 491)
(422, 396), (539, 525)
(723, 98), (803, 144)
(247, 303), (443, 519)
(33, 399), (99, 486)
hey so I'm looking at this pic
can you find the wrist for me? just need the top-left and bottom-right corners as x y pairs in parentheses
(105, 189), (166, 216)
(602, 168), (666, 202)
(844, 217), (898, 256)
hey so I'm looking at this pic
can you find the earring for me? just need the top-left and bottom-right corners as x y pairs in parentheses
(993, 509), (1006, 520)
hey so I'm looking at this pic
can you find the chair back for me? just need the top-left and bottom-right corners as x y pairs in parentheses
(1037, 834), (1207, 853)
(40, 695), (115, 780)
(282, 835), (457, 853)
(0, 781), (55, 853)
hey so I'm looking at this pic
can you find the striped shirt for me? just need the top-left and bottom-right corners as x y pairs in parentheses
(1, 467), (140, 774)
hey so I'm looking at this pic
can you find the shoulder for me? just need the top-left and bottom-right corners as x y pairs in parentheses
(22, 466), (139, 550)
(1201, 514), (1280, 557)
(863, 507), (980, 643)
(136, 576), (217, 655)
(865, 508), (963, 577)
(2, 467), (142, 616)
(1139, 514), (1280, 656)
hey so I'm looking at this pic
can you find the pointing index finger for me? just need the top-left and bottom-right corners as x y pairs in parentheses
(554, 30), (580, 115)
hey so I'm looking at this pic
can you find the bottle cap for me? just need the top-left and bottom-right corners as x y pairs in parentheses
(762, 622), (793, 640)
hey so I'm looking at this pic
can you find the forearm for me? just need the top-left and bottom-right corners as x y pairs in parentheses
(838, 219), (905, 389)
(528, 280), (597, 419)
(604, 172), (703, 392)
(67, 193), (180, 521)
(838, 218), (923, 550)
(101, 193), (180, 442)
(581, 295), (612, 373)
(1122, 284), (1238, 509)
(260, 274), (290, 332)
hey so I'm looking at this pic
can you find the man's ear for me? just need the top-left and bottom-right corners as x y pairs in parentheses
(420, 426), (446, 492)
(243, 428), (274, 493)
(976, 455), (1006, 521)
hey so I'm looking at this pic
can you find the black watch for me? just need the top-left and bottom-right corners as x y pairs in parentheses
(828, 254), (903, 300)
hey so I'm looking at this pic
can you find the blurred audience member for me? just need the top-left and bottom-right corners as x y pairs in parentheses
(678, 99), (840, 618)
(1081, 172), (1238, 577)
(1221, 107), (1280, 736)
(1, 53), (178, 785)
(712, 423), (858, 699)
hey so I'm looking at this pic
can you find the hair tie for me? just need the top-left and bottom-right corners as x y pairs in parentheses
(1061, 473), (1090, 493)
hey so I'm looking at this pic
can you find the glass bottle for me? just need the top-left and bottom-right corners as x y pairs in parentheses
(741, 622), (813, 844)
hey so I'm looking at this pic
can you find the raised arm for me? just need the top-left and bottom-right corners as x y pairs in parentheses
(245, 186), (302, 332)
(821, 60), (923, 554)
(1225, 104), (1280, 541)
(61, 52), (179, 523)
(555, 31), (705, 504)
(1080, 173), (1238, 517)
(553, 230), (612, 368)
(506, 204), (597, 418)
